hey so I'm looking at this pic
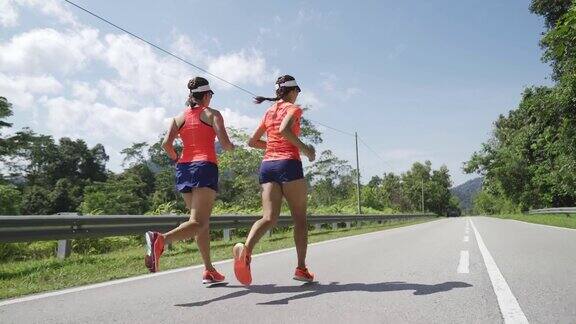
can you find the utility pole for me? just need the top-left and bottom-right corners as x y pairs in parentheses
(421, 178), (425, 213)
(355, 132), (362, 214)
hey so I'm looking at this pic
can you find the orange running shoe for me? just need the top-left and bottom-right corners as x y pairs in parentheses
(233, 243), (252, 285)
(293, 267), (314, 282)
(202, 268), (226, 284)
(144, 231), (165, 273)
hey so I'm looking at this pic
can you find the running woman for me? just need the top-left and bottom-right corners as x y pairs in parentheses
(145, 77), (234, 284)
(233, 75), (316, 285)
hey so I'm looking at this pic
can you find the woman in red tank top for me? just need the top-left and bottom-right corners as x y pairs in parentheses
(144, 77), (234, 284)
(233, 75), (316, 285)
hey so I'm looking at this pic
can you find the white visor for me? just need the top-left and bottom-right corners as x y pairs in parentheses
(275, 80), (299, 89)
(190, 85), (212, 93)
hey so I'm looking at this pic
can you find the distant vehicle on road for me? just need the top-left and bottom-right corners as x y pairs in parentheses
(447, 207), (462, 217)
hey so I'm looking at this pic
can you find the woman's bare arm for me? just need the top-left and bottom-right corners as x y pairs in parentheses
(248, 123), (267, 149)
(162, 114), (184, 161)
(279, 110), (315, 161)
(211, 110), (235, 151)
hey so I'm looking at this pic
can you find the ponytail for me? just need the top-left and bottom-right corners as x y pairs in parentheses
(253, 74), (299, 104)
(253, 96), (280, 104)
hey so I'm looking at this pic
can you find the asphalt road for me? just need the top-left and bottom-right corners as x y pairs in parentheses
(1, 216), (574, 323)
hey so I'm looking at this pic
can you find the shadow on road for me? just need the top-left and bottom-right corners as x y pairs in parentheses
(175, 281), (473, 307)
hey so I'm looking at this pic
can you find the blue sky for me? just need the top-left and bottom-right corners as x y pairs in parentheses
(0, 0), (551, 186)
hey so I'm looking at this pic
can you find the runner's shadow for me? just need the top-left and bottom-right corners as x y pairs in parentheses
(175, 281), (472, 307)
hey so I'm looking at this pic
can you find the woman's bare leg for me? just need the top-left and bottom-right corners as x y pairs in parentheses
(282, 179), (308, 268)
(245, 182), (283, 252)
(163, 188), (215, 249)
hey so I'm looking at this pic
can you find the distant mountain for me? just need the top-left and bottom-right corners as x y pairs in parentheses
(451, 177), (483, 213)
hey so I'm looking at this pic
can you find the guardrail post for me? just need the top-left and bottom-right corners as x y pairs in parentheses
(332, 223), (338, 230)
(56, 212), (77, 259)
(223, 228), (231, 242)
(57, 239), (71, 259)
(266, 230), (272, 238)
(346, 222), (351, 228)
(314, 223), (321, 231)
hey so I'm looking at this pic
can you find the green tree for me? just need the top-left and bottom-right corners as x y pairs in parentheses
(0, 184), (21, 215)
(20, 186), (52, 215)
(80, 174), (148, 215)
(381, 173), (409, 211)
(307, 150), (355, 206)
(401, 161), (455, 215)
(401, 161), (432, 211)
(465, 3), (576, 211)
(300, 106), (323, 145)
(0, 98), (35, 171)
(530, 0), (574, 29)
(217, 129), (262, 210)
(49, 178), (83, 213)
(121, 142), (149, 168)
(150, 168), (185, 211)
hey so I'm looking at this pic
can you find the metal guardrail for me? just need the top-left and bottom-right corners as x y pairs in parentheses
(0, 213), (435, 244)
(529, 207), (576, 215)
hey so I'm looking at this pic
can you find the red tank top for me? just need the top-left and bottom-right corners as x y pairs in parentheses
(178, 106), (217, 164)
(260, 100), (302, 161)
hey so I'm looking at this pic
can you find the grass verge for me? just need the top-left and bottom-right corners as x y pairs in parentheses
(0, 218), (435, 300)
(486, 213), (576, 229)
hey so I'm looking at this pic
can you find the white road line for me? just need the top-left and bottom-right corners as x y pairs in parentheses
(457, 250), (469, 273)
(0, 219), (440, 307)
(470, 219), (528, 324)
(464, 236), (469, 242)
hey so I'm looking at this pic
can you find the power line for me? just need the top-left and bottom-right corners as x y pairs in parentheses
(63, 0), (361, 140)
(64, 0), (390, 175)
(62, 0), (259, 97)
(307, 118), (355, 137)
(358, 136), (394, 170)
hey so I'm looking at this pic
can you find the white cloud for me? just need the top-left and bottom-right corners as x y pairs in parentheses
(296, 8), (336, 26)
(32, 0), (79, 26)
(320, 73), (337, 92)
(99, 33), (193, 109)
(0, 27), (102, 75)
(2, 0), (79, 27)
(0, 0), (19, 27)
(297, 90), (324, 109)
(42, 96), (167, 144)
(219, 107), (259, 131)
(71, 81), (98, 103)
(343, 87), (361, 100)
(0, 73), (62, 108)
(319, 72), (361, 101)
(171, 33), (278, 91)
(99, 33), (279, 109)
(2, 3), (278, 173)
(170, 33), (208, 64)
(207, 49), (277, 88)
(98, 79), (139, 108)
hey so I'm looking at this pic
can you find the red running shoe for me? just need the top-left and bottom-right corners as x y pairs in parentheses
(233, 243), (252, 285)
(202, 268), (226, 284)
(144, 231), (164, 273)
(293, 267), (314, 282)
